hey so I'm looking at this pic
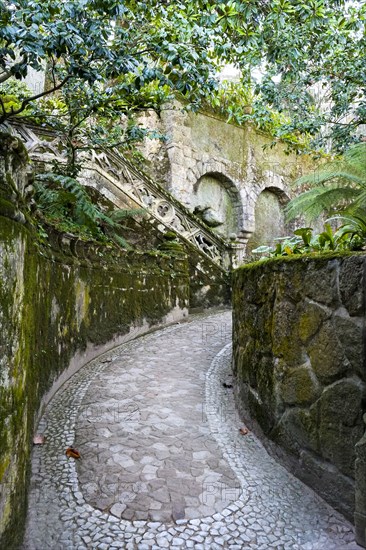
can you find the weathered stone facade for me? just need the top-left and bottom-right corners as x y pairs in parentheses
(232, 254), (366, 529)
(139, 105), (314, 250)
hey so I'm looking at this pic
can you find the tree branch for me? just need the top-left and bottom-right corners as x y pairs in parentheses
(0, 70), (12, 84)
(0, 96), (6, 116)
(0, 76), (72, 123)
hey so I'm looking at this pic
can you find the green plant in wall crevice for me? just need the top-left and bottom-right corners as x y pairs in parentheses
(34, 173), (145, 249)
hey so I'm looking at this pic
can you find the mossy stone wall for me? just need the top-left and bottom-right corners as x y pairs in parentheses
(187, 248), (231, 310)
(232, 254), (366, 521)
(0, 141), (189, 549)
(138, 106), (314, 245)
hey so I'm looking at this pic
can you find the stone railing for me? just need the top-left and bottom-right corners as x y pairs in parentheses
(2, 121), (242, 271)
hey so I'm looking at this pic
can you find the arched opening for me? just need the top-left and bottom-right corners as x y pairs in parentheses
(246, 187), (291, 254)
(192, 172), (242, 238)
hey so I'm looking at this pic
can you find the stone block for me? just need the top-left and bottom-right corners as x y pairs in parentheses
(255, 354), (278, 416)
(308, 321), (349, 383)
(298, 300), (330, 344)
(300, 449), (355, 520)
(276, 268), (304, 304)
(333, 312), (364, 379)
(273, 406), (319, 455)
(247, 386), (276, 434)
(233, 344), (248, 381)
(339, 256), (365, 316)
(279, 365), (321, 406)
(272, 300), (304, 367)
(355, 425), (366, 548)
(319, 378), (365, 477)
(304, 260), (340, 306)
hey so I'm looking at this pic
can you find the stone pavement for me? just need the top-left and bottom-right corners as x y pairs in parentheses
(23, 311), (362, 549)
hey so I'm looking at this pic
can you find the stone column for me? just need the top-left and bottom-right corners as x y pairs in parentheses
(227, 240), (246, 269)
(355, 414), (366, 548)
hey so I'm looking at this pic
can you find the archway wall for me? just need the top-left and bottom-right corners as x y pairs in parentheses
(192, 172), (243, 238)
(245, 186), (293, 253)
(139, 105), (314, 242)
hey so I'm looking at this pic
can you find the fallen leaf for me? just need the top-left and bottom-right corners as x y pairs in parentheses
(66, 447), (81, 459)
(239, 427), (250, 436)
(33, 434), (45, 445)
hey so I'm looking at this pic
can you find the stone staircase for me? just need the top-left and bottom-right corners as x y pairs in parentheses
(4, 121), (243, 273)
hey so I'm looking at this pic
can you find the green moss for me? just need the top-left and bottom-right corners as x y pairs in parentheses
(0, 132), (29, 167)
(298, 302), (328, 343)
(0, 199), (17, 219)
(0, 211), (191, 548)
(236, 250), (366, 273)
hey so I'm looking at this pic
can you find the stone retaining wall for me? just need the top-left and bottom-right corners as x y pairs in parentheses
(0, 136), (190, 548)
(232, 255), (366, 527)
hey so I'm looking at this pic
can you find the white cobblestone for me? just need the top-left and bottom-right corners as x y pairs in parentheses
(22, 312), (361, 550)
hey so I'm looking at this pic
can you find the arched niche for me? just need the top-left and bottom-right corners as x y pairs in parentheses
(192, 172), (242, 238)
(246, 187), (291, 253)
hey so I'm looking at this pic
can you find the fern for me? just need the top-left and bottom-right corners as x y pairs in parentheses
(34, 172), (143, 249)
(286, 142), (366, 223)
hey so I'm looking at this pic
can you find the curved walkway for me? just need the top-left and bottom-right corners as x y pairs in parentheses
(23, 311), (360, 549)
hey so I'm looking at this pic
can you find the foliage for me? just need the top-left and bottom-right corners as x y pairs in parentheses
(29, 78), (167, 176)
(0, 0), (222, 123)
(285, 142), (366, 222)
(0, 78), (34, 119)
(204, 80), (310, 152)
(1, 1), (364, 153)
(215, 0), (366, 152)
(34, 173), (144, 248)
(327, 213), (366, 248)
(206, 80), (253, 120)
(251, 221), (366, 261)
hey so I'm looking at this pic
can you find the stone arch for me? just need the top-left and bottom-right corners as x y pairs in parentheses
(245, 183), (293, 254)
(192, 170), (243, 238)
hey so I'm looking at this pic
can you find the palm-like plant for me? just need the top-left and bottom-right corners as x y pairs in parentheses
(285, 142), (366, 222)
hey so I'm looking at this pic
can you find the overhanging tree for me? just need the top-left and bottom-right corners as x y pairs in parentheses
(215, 0), (366, 152)
(0, 0), (221, 123)
(1, 0), (365, 153)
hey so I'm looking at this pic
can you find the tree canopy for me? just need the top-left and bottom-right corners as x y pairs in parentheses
(215, 0), (366, 151)
(0, 0), (365, 152)
(0, 0), (220, 122)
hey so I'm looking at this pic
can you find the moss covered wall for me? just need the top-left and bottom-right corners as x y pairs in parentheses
(0, 140), (189, 549)
(187, 248), (231, 310)
(232, 254), (366, 521)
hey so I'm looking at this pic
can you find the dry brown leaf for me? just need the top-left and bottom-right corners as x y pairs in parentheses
(65, 447), (81, 459)
(239, 427), (250, 436)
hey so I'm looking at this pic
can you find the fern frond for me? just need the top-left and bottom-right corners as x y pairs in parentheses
(285, 185), (360, 222)
(343, 142), (366, 172)
(34, 173), (141, 250)
(110, 233), (132, 250)
(296, 166), (365, 188)
(288, 142), (366, 222)
(108, 208), (145, 222)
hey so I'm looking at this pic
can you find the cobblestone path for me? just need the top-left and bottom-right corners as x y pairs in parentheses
(23, 311), (361, 549)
